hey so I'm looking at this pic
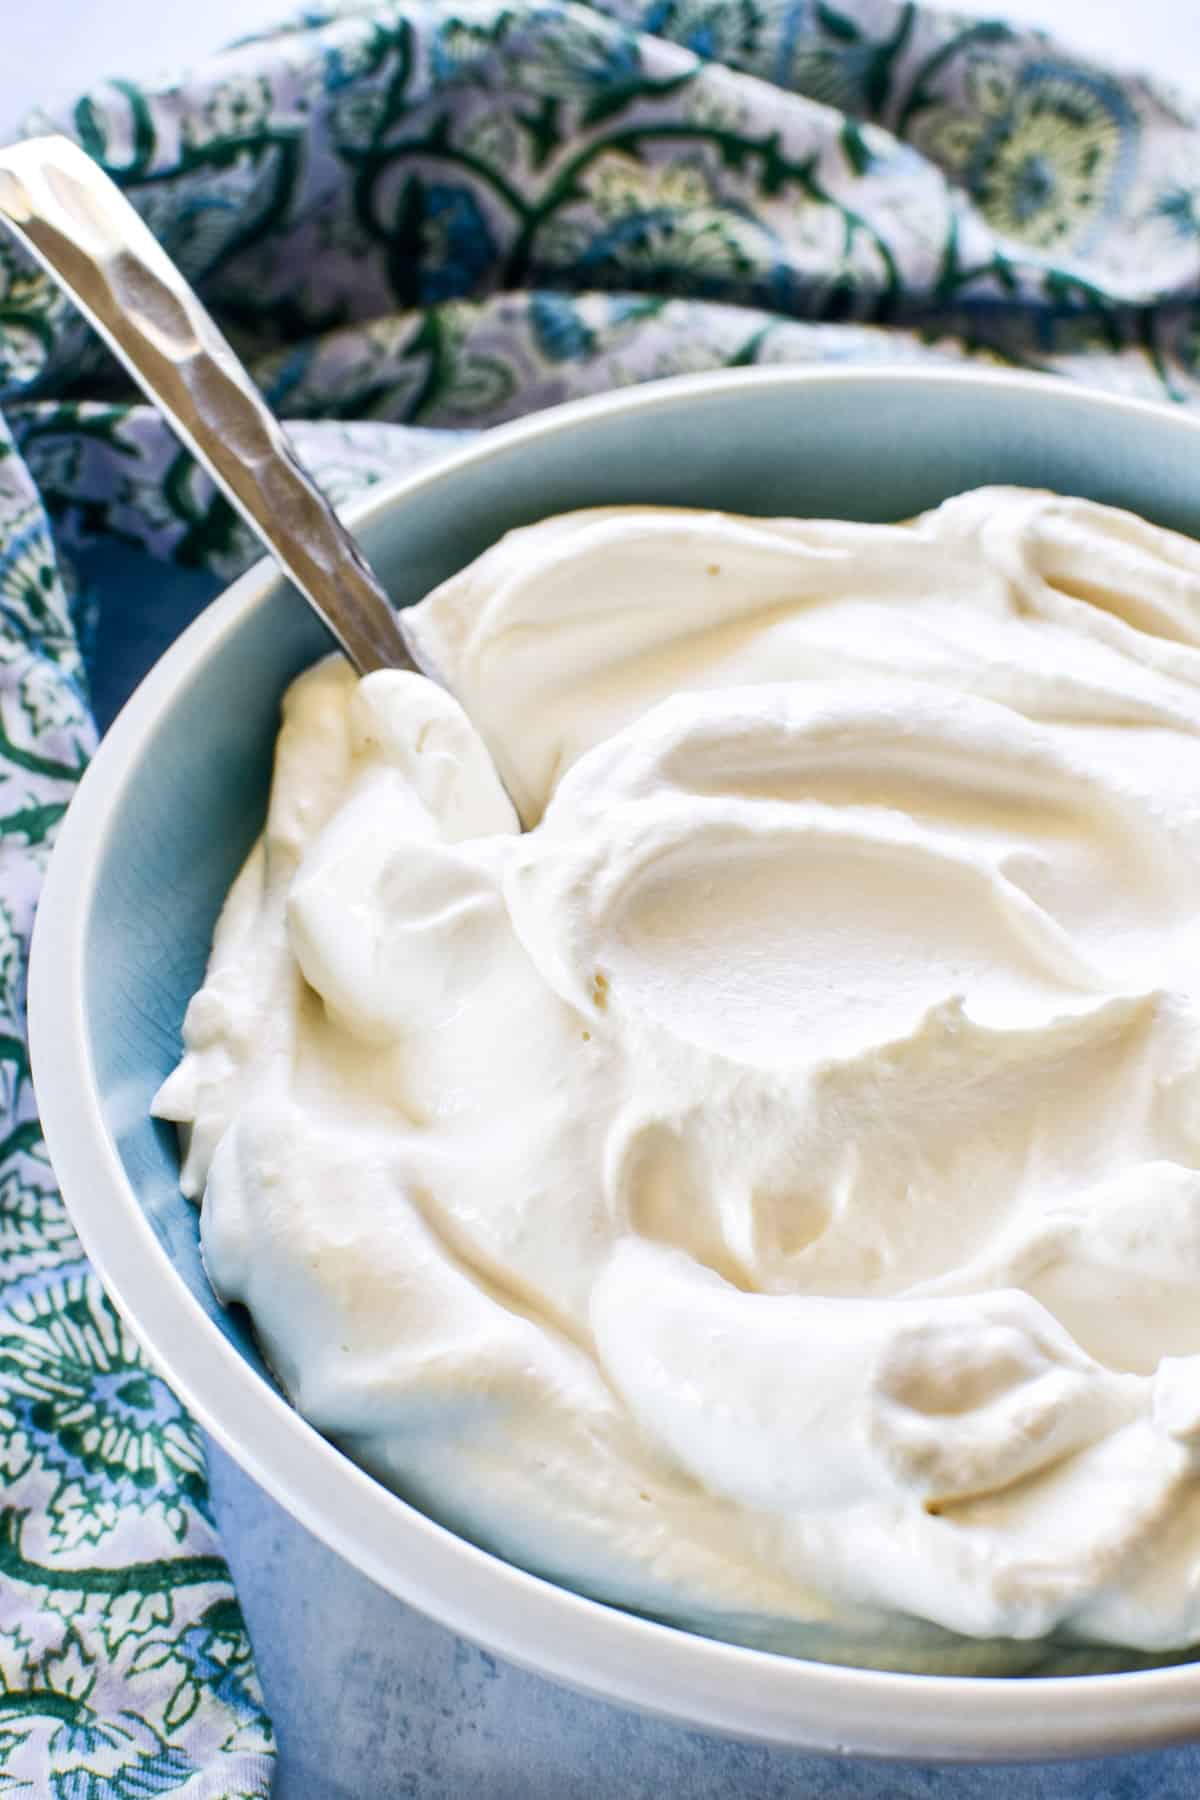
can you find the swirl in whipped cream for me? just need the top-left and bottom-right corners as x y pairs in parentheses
(156, 487), (1200, 1672)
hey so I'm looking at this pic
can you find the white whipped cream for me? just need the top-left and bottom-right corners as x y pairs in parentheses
(155, 487), (1200, 1673)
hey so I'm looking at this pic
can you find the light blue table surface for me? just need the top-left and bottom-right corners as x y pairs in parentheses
(82, 538), (1200, 1798)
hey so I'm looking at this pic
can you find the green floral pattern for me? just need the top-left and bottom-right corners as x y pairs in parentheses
(0, 0), (1199, 1790)
(0, 417), (273, 1794)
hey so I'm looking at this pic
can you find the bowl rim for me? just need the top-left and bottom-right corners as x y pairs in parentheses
(29, 363), (1200, 1762)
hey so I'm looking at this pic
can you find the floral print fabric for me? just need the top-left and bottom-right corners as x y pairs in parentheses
(11, 0), (1200, 577)
(1, 0), (1200, 1791)
(0, 417), (272, 1794)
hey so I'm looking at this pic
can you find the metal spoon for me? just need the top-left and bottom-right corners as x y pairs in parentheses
(0, 134), (420, 677)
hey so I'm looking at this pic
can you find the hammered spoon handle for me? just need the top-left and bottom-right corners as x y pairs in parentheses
(0, 134), (418, 677)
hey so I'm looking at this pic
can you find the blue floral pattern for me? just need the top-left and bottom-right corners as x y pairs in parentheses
(0, 0), (1199, 1789)
(0, 425), (273, 1793)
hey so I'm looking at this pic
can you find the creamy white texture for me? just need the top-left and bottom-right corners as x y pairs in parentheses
(156, 487), (1200, 1673)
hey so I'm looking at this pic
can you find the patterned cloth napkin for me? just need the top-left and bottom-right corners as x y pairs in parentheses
(3, 0), (1200, 1791)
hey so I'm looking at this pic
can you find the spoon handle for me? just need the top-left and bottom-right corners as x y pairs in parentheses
(0, 135), (415, 677)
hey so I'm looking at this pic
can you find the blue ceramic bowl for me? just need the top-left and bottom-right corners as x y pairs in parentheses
(29, 367), (1200, 1760)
